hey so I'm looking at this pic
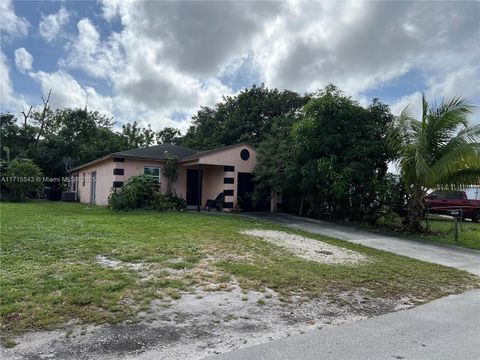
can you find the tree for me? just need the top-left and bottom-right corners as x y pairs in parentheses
(293, 86), (393, 221)
(121, 121), (155, 148)
(181, 84), (310, 149)
(156, 127), (181, 144)
(389, 95), (479, 231)
(253, 114), (302, 209)
(255, 85), (394, 222)
(2, 159), (44, 201)
(163, 153), (179, 195)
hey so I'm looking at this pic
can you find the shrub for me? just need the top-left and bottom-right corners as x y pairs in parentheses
(150, 192), (186, 211)
(108, 175), (185, 211)
(2, 159), (44, 201)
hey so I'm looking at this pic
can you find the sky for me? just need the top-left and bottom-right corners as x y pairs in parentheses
(1, 0), (479, 133)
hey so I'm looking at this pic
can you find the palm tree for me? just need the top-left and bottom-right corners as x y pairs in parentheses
(389, 95), (480, 231)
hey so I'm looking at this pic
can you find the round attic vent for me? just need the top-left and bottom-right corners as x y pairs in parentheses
(240, 149), (250, 161)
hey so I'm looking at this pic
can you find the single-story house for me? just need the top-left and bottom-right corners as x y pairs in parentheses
(69, 143), (273, 211)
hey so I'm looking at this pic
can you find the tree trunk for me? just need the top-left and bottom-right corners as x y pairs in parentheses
(405, 185), (425, 232)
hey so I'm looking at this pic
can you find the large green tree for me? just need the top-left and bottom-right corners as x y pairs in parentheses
(255, 85), (395, 222)
(181, 84), (310, 149)
(389, 95), (480, 231)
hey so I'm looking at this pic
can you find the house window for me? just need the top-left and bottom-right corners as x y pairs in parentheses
(113, 168), (124, 175)
(113, 181), (124, 188)
(144, 167), (160, 182)
(82, 172), (85, 187)
(240, 149), (250, 161)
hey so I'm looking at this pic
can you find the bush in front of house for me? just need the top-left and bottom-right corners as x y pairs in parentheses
(108, 175), (185, 211)
(150, 192), (186, 211)
(1, 159), (44, 201)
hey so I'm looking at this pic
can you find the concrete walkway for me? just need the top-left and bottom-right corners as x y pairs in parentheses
(245, 213), (480, 276)
(209, 289), (480, 360)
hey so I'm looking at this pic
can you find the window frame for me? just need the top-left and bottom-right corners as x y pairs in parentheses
(143, 166), (161, 182)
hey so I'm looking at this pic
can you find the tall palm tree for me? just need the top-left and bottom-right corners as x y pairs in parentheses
(389, 95), (480, 231)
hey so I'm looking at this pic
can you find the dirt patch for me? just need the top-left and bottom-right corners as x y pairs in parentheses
(1, 281), (414, 360)
(241, 229), (367, 265)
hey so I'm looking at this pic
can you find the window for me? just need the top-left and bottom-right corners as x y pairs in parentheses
(113, 168), (124, 175)
(240, 149), (250, 161)
(144, 167), (160, 182)
(446, 191), (464, 200)
(113, 181), (124, 188)
(82, 172), (85, 187)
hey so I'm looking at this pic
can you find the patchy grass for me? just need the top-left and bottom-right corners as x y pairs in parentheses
(1, 202), (478, 334)
(375, 213), (480, 250)
(419, 217), (480, 250)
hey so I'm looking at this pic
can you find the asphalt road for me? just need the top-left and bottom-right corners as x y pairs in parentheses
(209, 289), (480, 360)
(245, 213), (480, 276)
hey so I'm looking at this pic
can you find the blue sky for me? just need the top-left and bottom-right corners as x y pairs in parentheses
(1, 0), (479, 131)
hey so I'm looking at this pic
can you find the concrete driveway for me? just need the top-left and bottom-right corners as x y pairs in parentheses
(245, 213), (480, 276)
(209, 289), (480, 360)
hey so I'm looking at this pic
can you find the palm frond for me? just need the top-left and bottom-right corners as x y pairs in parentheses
(429, 142), (480, 187)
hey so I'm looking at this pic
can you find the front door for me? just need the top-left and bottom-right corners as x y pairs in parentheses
(237, 172), (268, 211)
(186, 169), (200, 206)
(90, 171), (96, 204)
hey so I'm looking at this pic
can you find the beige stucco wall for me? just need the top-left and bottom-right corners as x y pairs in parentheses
(119, 159), (188, 199)
(73, 158), (188, 206)
(196, 144), (257, 209)
(74, 159), (114, 206)
(201, 165), (225, 206)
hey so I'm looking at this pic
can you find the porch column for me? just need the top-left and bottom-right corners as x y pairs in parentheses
(197, 165), (203, 212)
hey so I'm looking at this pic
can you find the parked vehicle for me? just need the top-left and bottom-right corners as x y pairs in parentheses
(426, 190), (480, 222)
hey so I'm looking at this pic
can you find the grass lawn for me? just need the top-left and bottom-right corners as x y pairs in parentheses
(418, 217), (480, 250)
(1, 202), (478, 336)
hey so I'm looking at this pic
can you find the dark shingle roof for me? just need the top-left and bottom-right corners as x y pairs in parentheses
(70, 143), (254, 172)
(179, 142), (253, 162)
(112, 144), (197, 160)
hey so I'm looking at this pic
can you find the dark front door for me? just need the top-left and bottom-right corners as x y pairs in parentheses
(186, 169), (200, 206)
(237, 172), (268, 211)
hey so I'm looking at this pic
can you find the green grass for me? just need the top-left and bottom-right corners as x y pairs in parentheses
(375, 213), (480, 250)
(1, 202), (478, 334)
(420, 217), (480, 250)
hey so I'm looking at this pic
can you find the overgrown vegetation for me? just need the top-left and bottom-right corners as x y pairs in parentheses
(107, 175), (185, 211)
(1, 202), (478, 334)
(253, 85), (396, 222)
(1, 159), (43, 201)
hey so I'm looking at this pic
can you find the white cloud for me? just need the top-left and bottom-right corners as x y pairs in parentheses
(39, 7), (70, 43)
(253, 1), (479, 98)
(14, 48), (33, 73)
(0, 51), (28, 112)
(0, 0), (29, 38)
(56, 0), (478, 131)
(0, 52), (15, 107)
(390, 92), (423, 118)
(30, 70), (113, 115)
(5, 1), (479, 132)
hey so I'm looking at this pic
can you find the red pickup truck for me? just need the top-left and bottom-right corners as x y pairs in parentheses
(426, 190), (480, 222)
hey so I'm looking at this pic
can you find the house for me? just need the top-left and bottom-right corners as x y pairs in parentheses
(69, 143), (271, 211)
